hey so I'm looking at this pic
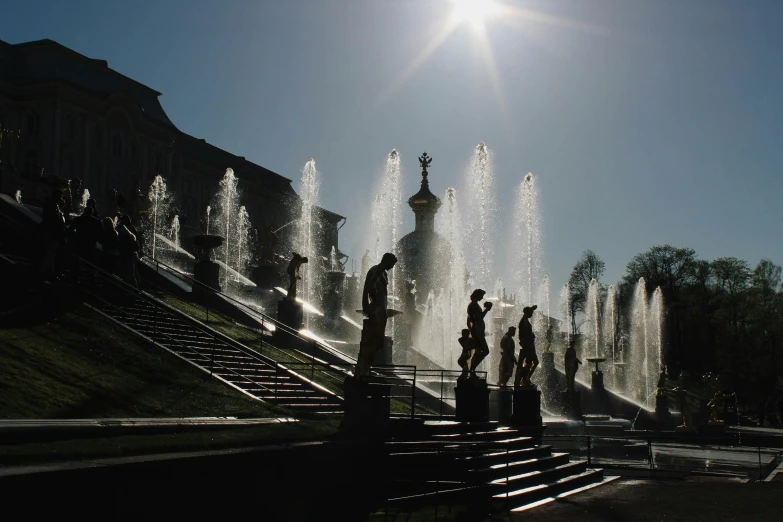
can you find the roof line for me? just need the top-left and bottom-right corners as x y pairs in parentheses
(9, 38), (164, 96)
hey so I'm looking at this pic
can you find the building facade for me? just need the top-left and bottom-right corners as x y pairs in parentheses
(0, 38), (343, 261)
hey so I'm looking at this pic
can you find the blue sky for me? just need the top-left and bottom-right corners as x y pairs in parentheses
(3, 0), (782, 297)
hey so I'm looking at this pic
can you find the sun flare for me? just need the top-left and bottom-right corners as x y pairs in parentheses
(451, 0), (500, 29)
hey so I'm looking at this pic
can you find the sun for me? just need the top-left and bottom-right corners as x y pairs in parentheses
(451, 0), (500, 29)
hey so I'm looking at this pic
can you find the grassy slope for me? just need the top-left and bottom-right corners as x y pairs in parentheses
(0, 304), (286, 419)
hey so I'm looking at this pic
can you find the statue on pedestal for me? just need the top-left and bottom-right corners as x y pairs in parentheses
(457, 329), (474, 380)
(286, 252), (308, 300)
(564, 338), (582, 393)
(543, 322), (554, 353)
(656, 367), (668, 398)
(356, 252), (398, 378)
(498, 326), (517, 387)
(467, 289), (492, 378)
(514, 305), (539, 388)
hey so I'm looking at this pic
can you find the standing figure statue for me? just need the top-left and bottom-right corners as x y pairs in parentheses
(467, 289), (492, 378)
(673, 371), (691, 428)
(356, 252), (398, 378)
(457, 329), (474, 380)
(286, 252), (308, 300)
(498, 326), (517, 387)
(564, 338), (582, 393)
(543, 323), (554, 353)
(514, 305), (539, 388)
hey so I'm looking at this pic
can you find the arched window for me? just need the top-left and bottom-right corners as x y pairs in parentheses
(111, 132), (123, 157)
(27, 111), (41, 136)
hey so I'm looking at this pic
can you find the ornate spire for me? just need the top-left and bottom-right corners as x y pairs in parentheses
(409, 151), (441, 232)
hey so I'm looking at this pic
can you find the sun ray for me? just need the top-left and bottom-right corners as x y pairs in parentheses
(472, 21), (513, 135)
(375, 13), (463, 107)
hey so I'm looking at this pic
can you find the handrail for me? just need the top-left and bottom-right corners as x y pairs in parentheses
(73, 258), (281, 398)
(144, 256), (320, 345)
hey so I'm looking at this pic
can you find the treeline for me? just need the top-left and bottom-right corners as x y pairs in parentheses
(569, 246), (783, 407)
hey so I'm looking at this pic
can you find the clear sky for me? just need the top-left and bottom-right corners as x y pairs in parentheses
(3, 0), (782, 298)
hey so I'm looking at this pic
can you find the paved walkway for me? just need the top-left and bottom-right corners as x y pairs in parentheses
(509, 477), (783, 521)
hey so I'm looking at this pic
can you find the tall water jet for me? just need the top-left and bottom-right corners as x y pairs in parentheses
(236, 205), (251, 277)
(511, 172), (543, 305)
(560, 283), (573, 345)
(295, 158), (322, 323)
(630, 277), (651, 406)
(462, 142), (496, 290)
(145, 175), (172, 260)
(211, 168), (242, 288)
(542, 275), (551, 332)
(330, 246), (337, 272)
(80, 188), (90, 212)
(604, 285), (617, 361)
(369, 150), (404, 306)
(585, 279), (601, 358)
(205, 205), (211, 234)
(650, 287), (664, 376)
(170, 215), (180, 249)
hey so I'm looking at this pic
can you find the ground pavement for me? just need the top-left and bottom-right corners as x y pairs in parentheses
(506, 476), (783, 522)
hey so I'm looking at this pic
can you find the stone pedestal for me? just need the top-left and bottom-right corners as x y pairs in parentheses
(656, 394), (670, 416)
(562, 390), (583, 420)
(277, 299), (304, 331)
(455, 379), (490, 423)
(340, 377), (391, 435)
(591, 370), (604, 390)
(511, 388), (543, 427)
(489, 388), (513, 425)
(193, 260), (221, 295)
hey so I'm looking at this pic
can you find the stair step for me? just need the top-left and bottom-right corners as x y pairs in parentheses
(493, 468), (605, 510)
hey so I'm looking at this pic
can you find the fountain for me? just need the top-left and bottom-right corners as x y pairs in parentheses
(144, 175), (173, 261)
(80, 188), (90, 213)
(169, 215), (180, 249)
(205, 205), (211, 234)
(630, 277), (652, 407)
(650, 286), (664, 379)
(294, 158), (322, 328)
(604, 284), (619, 387)
(512, 172), (543, 306)
(236, 205), (251, 277)
(462, 142), (496, 291)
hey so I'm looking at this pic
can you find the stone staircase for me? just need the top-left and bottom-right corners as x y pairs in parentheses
(73, 261), (344, 415)
(383, 420), (615, 514)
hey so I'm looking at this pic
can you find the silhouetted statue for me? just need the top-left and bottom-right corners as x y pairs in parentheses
(514, 305), (539, 388)
(286, 252), (308, 300)
(544, 323), (554, 353)
(498, 326), (517, 387)
(564, 338), (582, 393)
(457, 328), (474, 380)
(707, 391), (726, 423)
(656, 367), (668, 398)
(356, 252), (398, 377)
(467, 289), (492, 377)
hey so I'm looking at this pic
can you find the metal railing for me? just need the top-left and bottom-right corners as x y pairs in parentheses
(542, 433), (782, 481)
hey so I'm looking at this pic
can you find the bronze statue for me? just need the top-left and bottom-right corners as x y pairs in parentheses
(356, 252), (398, 377)
(707, 391), (726, 424)
(286, 252), (308, 300)
(514, 305), (539, 388)
(564, 338), (582, 393)
(498, 326), (517, 387)
(466, 289), (492, 377)
(457, 329), (474, 380)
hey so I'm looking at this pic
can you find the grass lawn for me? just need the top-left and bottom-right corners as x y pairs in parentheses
(0, 418), (340, 466)
(0, 303), (288, 419)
